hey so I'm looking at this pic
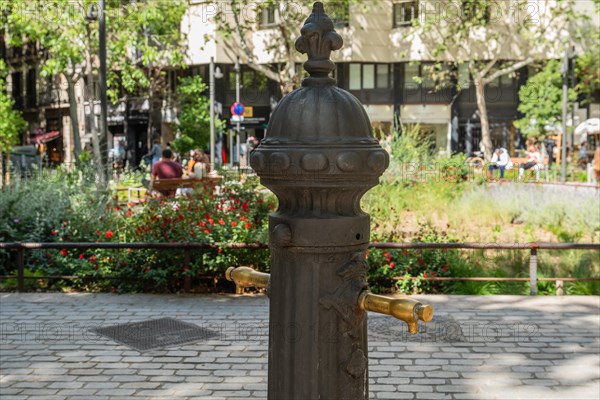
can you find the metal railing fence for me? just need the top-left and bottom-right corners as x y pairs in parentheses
(1, 241), (598, 295)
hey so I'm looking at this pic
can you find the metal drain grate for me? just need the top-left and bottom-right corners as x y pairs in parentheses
(91, 317), (220, 351)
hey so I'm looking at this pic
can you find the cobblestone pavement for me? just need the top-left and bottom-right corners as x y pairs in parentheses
(1, 293), (598, 400)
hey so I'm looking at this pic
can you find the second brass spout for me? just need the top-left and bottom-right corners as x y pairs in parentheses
(358, 292), (433, 334)
(226, 266), (270, 294)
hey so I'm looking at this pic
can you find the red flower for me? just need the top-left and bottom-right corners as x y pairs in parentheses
(365, 250), (369, 258)
(241, 203), (249, 212)
(105, 231), (114, 239)
(258, 199), (264, 204)
(60, 249), (67, 257)
(208, 218), (214, 225)
(126, 209), (132, 217)
(218, 219), (225, 225)
(423, 272), (428, 277)
(120, 261), (126, 267)
(218, 248), (223, 254)
(115, 207), (120, 211)
(79, 254), (84, 259)
(51, 230), (57, 235)
(442, 266), (448, 271)
(182, 267), (189, 271)
(231, 221), (237, 227)
(89, 256), (97, 262)
(389, 262), (395, 268)
(244, 222), (251, 229)
(418, 259), (424, 266)
(178, 214), (184, 220)
(203, 229), (211, 234)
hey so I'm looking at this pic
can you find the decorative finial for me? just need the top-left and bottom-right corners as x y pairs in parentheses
(295, 2), (343, 82)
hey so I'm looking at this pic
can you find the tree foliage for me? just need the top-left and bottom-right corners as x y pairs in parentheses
(399, 0), (592, 159)
(0, 60), (27, 154)
(106, 0), (188, 102)
(172, 75), (220, 154)
(3, 0), (188, 168)
(514, 59), (577, 138)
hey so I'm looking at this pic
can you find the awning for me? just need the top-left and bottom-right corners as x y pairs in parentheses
(31, 130), (61, 144)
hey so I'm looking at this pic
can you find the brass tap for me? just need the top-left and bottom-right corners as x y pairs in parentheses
(226, 266), (270, 294)
(358, 292), (433, 334)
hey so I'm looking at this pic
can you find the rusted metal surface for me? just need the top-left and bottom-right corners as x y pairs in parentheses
(370, 242), (600, 250)
(240, 0), (439, 395)
(249, 3), (390, 398)
(0, 242), (268, 250)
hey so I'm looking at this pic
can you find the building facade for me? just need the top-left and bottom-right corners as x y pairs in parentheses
(4, 0), (598, 165)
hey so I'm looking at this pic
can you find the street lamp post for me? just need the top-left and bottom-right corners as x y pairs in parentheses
(560, 49), (569, 183)
(209, 58), (223, 171)
(210, 57), (216, 170)
(99, 0), (109, 172)
(235, 56), (241, 168)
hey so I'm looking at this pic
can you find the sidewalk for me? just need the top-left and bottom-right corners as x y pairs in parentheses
(1, 293), (598, 400)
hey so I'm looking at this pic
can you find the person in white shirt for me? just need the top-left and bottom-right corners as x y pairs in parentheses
(488, 148), (512, 179)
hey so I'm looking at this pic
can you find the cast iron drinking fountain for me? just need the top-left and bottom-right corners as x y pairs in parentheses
(226, 3), (433, 399)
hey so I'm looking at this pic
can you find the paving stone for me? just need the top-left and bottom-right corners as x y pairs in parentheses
(1, 293), (599, 400)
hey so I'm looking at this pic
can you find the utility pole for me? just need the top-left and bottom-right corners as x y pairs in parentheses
(210, 57), (215, 170)
(560, 49), (568, 183)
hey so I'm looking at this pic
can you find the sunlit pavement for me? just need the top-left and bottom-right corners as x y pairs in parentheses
(1, 293), (598, 400)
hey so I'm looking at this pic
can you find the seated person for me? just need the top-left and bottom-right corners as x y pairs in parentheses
(151, 148), (183, 196)
(488, 148), (512, 179)
(519, 144), (542, 181)
(188, 150), (208, 179)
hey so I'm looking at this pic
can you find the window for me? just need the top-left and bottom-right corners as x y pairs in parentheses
(260, 5), (277, 28)
(462, 1), (491, 23)
(393, 1), (419, 28)
(404, 63), (449, 90)
(404, 63), (419, 85)
(349, 64), (361, 90)
(26, 68), (36, 108)
(363, 64), (375, 89)
(11, 71), (23, 109)
(349, 64), (391, 90)
(376, 64), (390, 89)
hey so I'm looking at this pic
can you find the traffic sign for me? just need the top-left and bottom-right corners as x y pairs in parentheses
(231, 102), (245, 116)
(232, 115), (245, 122)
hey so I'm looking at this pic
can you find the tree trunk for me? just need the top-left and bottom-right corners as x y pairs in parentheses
(86, 70), (106, 187)
(0, 152), (6, 189)
(66, 76), (82, 161)
(474, 78), (493, 161)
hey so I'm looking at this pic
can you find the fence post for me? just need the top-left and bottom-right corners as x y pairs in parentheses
(16, 248), (25, 292)
(555, 280), (564, 296)
(529, 248), (538, 296)
(183, 249), (191, 293)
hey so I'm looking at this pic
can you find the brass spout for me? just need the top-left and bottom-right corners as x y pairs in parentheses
(226, 266), (270, 293)
(358, 292), (433, 334)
